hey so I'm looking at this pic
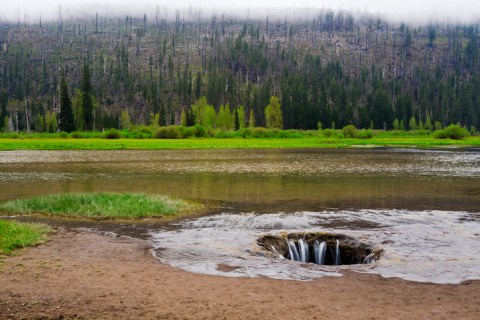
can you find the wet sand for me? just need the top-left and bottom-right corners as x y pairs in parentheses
(1, 229), (479, 319)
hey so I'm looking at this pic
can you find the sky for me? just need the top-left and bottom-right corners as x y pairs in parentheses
(1, 1), (480, 23)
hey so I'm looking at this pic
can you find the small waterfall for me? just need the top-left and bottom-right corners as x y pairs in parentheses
(363, 253), (375, 264)
(335, 239), (340, 265)
(298, 239), (309, 262)
(314, 240), (327, 265)
(287, 239), (300, 261)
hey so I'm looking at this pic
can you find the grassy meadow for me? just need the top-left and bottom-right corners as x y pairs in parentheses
(0, 127), (479, 150)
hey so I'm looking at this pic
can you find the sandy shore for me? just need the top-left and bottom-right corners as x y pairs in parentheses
(1, 229), (479, 319)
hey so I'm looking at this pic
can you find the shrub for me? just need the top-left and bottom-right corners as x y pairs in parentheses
(180, 126), (197, 138)
(194, 124), (207, 137)
(237, 128), (252, 138)
(59, 131), (68, 138)
(342, 125), (357, 138)
(251, 127), (269, 138)
(322, 128), (336, 137)
(103, 128), (122, 139)
(249, 127), (278, 138)
(154, 126), (182, 139)
(70, 131), (84, 139)
(355, 129), (373, 139)
(434, 124), (470, 140)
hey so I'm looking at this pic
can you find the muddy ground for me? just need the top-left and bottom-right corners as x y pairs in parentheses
(1, 229), (479, 319)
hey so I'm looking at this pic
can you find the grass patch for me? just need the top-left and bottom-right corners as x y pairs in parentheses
(0, 193), (202, 220)
(0, 220), (51, 255)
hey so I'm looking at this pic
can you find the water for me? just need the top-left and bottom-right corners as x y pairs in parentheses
(149, 210), (480, 284)
(1, 148), (479, 283)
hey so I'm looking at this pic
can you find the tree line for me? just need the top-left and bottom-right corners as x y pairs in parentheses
(0, 9), (479, 133)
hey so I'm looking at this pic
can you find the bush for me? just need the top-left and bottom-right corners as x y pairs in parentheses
(434, 124), (470, 140)
(322, 128), (336, 137)
(408, 129), (431, 136)
(237, 128), (252, 138)
(70, 131), (85, 139)
(154, 126), (183, 139)
(342, 125), (357, 138)
(194, 124), (207, 137)
(103, 128), (122, 139)
(355, 129), (373, 139)
(59, 131), (68, 138)
(180, 126), (197, 138)
(277, 130), (303, 138)
(249, 127), (278, 138)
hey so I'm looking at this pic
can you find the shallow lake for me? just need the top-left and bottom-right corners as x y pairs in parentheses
(1, 148), (479, 283)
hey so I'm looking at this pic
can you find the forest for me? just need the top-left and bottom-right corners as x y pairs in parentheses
(0, 8), (479, 133)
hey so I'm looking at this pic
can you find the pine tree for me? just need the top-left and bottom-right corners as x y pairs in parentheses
(59, 75), (75, 132)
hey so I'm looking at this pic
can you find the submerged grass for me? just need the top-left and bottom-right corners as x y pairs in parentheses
(0, 193), (202, 220)
(0, 220), (51, 255)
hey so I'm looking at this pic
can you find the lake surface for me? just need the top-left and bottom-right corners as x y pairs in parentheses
(1, 148), (479, 283)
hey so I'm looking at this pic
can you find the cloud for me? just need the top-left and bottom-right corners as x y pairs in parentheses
(1, 1), (480, 23)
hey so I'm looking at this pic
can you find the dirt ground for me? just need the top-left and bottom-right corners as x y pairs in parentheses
(1, 229), (479, 320)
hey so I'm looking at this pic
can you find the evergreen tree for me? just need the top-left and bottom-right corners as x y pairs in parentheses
(59, 75), (75, 132)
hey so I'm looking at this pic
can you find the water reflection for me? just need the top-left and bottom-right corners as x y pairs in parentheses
(0, 149), (479, 212)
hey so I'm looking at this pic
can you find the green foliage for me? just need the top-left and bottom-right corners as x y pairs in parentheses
(355, 129), (373, 139)
(264, 96), (283, 129)
(248, 109), (255, 128)
(154, 126), (183, 139)
(424, 116), (433, 131)
(322, 128), (336, 137)
(393, 119), (400, 130)
(45, 111), (57, 133)
(81, 63), (94, 130)
(434, 121), (443, 131)
(59, 131), (68, 138)
(3, 116), (10, 133)
(103, 128), (122, 139)
(70, 131), (85, 139)
(180, 126), (197, 138)
(194, 124), (208, 137)
(408, 116), (417, 131)
(120, 109), (131, 130)
(0, 193), (201, 220)
(342, 125), (357, 138)
(237, 106), (246, 129)
(0, 220), (51, 255)
(434, 124), (470, 140)
(217, 104), (234, 131)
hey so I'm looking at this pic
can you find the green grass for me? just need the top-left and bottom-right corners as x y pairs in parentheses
(0, 220), (51, 255)
(0, 135), (479, 150)
(0, 193), (202, 220)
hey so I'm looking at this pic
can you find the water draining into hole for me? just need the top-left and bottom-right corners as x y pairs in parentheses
(260, 232), (382, 266)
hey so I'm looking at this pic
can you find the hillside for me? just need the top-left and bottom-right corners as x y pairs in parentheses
(0, 9), (479, 132)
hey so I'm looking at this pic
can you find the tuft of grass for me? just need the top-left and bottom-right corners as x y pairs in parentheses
(0, 220), (51, 255)
(0, 193), (201, 220)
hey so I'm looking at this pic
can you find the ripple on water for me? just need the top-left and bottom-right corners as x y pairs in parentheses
(149, 210), (480, 284)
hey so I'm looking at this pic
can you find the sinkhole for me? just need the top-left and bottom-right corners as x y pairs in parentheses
(257, 232), (382, 266)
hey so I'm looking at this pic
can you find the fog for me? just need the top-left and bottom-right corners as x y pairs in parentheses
(2, 0), (480, 24)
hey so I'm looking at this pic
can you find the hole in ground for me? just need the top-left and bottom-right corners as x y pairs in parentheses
(257, 232), (382, 265)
